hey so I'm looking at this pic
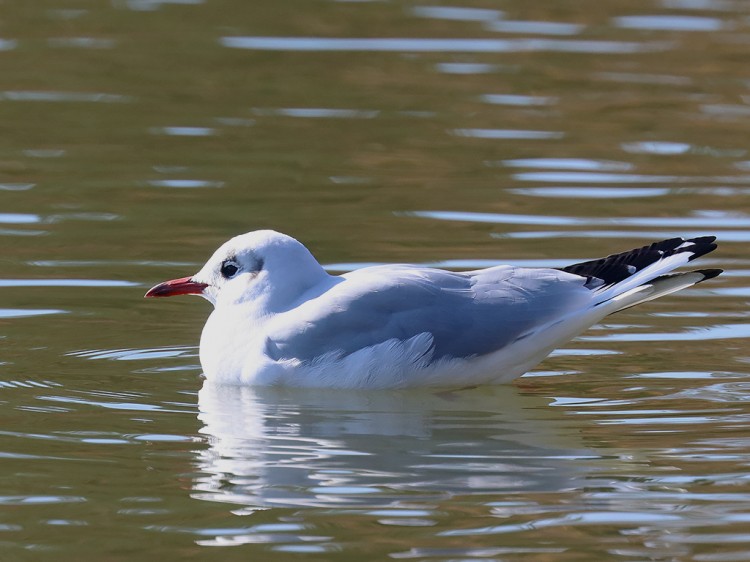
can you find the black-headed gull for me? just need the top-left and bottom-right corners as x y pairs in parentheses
(146, 231), (721, 388)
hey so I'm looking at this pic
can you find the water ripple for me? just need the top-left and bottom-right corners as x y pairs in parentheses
(47, 37), (116, 49)
(46, 212), (120, 223)
(323, 258), (578, 272)
(498, 230), (750, 242)
(480, 94), (558, 106)
(409, 209), (750, 227)
(622, 141), (693, 154)
(435, 62), (502, 74)
(220, 36), (672, 54)
(441, 511), (683, 536)
(595, 71), (692, 86)
(148, 126), (217, 136)
(451, 128), (563, 140)
(662, 0), (745, 10)
(676, 382), (750, 403)
(0, 183), (35, 191)
(0, 309), (67, 319)
(39, 394), (184, 413)
(0, 279), (138, 288)
(23, 149), (66, 158)
(486, 20), (585, 36)
(0, 213), (41, 224)
(214, 117), (255, 127)
(71, 346), (196, 361)
(146, 179), (224, 188)
(581, 323), (750, 342)
(0, 379), (62, 388)
(0, 496), (86, 505)
(628, 371), (735, 379)
(702, 104), (750, 118)
(499, 158), (633, 171)
(392, 546), (566, 559)
(46, 9), (88, 19)
(1, 228), (47, 236)
(613, 15), (726, 31)
(510, 187), (669, 198)
(411, 6), (503, 21)
(511, 171), (681, 183)
(122, 0), (206, 10)
(0, 91), (131, 103)
(29, 259), (195, 267)
(252, 107), (379, 119)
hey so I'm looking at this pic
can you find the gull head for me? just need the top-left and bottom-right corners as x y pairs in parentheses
(145, 230), (328, 310)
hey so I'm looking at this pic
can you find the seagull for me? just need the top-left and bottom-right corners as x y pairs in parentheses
(145, 230), (721, 389)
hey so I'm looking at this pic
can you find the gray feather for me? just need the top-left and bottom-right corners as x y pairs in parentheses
(267, 265), (592, 363)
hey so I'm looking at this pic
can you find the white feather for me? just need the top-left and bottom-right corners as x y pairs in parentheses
(146, 230), (720, 388)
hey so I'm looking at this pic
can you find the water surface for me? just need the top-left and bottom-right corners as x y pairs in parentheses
(1, 0), (750, 560)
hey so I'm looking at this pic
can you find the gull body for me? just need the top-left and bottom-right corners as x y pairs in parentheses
(146, 230), (721, 389)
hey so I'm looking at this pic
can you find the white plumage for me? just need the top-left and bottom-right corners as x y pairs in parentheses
(146, 230), (721, 389)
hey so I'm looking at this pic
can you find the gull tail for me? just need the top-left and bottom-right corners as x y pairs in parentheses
(560, 236), (722, 311)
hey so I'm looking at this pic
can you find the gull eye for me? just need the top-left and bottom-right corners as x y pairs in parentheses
(220, 260), (239, 279)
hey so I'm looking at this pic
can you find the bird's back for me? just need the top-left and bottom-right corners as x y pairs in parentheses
(266, 264), (593, 365)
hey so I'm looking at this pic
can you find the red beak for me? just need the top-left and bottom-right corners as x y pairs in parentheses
(144, 276), (208, 298)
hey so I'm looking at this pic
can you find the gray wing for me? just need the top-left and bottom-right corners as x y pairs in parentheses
(266, 265), (593, 363)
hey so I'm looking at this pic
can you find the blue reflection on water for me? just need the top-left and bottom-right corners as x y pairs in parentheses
(409, 210), (750, 227)
(411, 6), (503, 21)
(0, 309), (67, 319)
(221, 36), (671, 54)
(486, 20), (585, 35)
(452, 128), (564, 140)
(613, 15), (725, 31)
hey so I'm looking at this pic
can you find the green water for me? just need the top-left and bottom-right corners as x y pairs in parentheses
(2, 0), (750, 560)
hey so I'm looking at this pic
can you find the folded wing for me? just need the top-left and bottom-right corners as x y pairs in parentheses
(266, 265), (594, 364)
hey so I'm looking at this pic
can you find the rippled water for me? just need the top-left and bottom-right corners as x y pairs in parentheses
(2, 0), (750, 560)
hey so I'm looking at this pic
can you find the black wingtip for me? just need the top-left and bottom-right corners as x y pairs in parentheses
(561, 235), (720, 288)
(696, 268), (723, 281)
(687, 242), (717, 261)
